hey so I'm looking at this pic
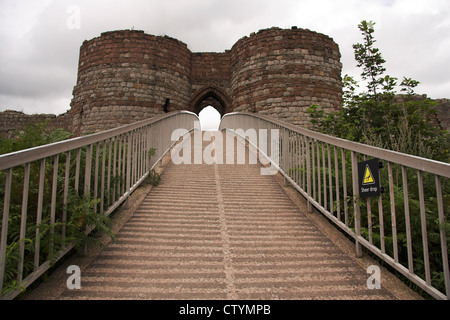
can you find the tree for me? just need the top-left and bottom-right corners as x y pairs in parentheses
(307, 20), (449, 163)
(352, 20), (387, 98)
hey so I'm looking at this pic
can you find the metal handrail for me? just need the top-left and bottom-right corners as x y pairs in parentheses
(0, 111), (199, 299)
(220, 112), (449, 300)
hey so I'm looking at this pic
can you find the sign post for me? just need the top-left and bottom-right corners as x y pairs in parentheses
(358, 158), (381, 198)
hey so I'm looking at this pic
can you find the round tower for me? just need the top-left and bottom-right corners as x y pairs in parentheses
(70, 30), (191, 134)
(230, 27), (342, 126)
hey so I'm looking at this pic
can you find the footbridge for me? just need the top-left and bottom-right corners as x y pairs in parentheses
(0, 111), (448, 300)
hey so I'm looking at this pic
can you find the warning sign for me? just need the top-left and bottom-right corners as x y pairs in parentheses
(363, 165), (375, 185)
(358, 158), (380, 198)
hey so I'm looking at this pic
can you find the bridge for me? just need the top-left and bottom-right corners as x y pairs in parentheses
(0, 111), (449, 300)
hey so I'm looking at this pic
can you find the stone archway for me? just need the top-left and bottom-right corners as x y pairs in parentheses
(190, 87), (230, 117)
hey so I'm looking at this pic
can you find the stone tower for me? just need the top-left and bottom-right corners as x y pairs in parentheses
(69, 27), (342, 134)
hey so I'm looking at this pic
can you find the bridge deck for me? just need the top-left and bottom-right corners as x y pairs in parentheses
(25, 131), (421, 300)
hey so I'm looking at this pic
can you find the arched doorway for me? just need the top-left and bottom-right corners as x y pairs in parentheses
(190, 87), (230, 117)
(199, 106), (221, 131)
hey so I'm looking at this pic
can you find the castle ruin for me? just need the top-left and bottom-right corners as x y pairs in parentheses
(68, 27), (343, 135)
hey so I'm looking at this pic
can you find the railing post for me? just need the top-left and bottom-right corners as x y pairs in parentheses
(435, 175), (450, 298)
(283, 128), (289, 186)
(84, 144), (92, 198)
(0, 168), (12, 292)
(305, 137), (312, 213)
(126, 132), (132, 208)
(351, 151), (362, 258)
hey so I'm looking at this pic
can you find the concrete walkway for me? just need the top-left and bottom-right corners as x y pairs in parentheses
(25, 131), (421, 300)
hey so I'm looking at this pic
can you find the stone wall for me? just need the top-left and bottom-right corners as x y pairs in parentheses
(435, 99), (450, 132)
(0, 110), (71, 138)
(190, 52), (232, 115)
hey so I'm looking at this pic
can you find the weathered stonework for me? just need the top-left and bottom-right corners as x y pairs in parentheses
(435, 99), (450, 132)
(69, 27), (343, 134)
(230, 27), (342, 126)
(0, 110), (71, 138)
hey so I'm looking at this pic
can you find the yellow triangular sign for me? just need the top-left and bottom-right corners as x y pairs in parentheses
(363, 164), (375, 185)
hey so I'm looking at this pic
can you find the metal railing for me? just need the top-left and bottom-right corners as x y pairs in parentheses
(0, 111), (199, 299)
(220, 112), (450, 300)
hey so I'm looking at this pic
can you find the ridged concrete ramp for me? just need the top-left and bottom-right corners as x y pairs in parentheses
(33, 131), (412, 300)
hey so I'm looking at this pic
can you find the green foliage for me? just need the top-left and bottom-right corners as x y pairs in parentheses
(0, 121), (73, 155)
(147, 169), (160, 186)
(352, 20), (386, 98)
(0, 122), (116, 296)
(148, 147), (157, 158)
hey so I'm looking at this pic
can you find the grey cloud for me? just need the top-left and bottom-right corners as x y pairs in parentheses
(1, 0), (449, 115)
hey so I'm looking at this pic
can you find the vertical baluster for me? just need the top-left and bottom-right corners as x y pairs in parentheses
(301, 136), (306, 190)
(139, 129), (143, 180)
(367, 196), (373, 244)
(139, 127), (143, 180)
(378, 190), (386, 254)
(317, 141), (321, 206)
(435, 175), (449, 298)
(388, 162), (399, 263)
(18, 163), (31, 283)
(289, 132), (293, 181)
(312, 140), (316, 201)
(75, 148), (81, 192)
(364, 155), (372, 245)
(131, 131), (136, 185)
(297, 135), (302, 188)
(285, 130), (289, 179)
(117, 138), (122, 200)
(418, 170), (431, 285)
(49, 154), (59, 256)
(131, 132), (135, 186)
(305, 137), (312, 213)
(122, 135), (127, 195)
(146, 127), (151, 173)
(134, 130), (138, 184)
(126, 132), (132, 193)
(62, 151), (70, 245)
(147, 126), (153, 169)
(322, 143), (327, 210)
(34, 159), (46, 268)
(0, 168), (13, 292)
(94, 142), (100, 213)
(84, 144), (92, 198)
(293, 133), (297, 184)
(135, 130), (139, 182)
(112, 138), (117, 204)
(139, 128), (146, 179)
(402, 165), (413, 273)
(100, 141), (106, 213)
(107, 139), (112, 206)
(342, 148), (348, 226)
(334, 146), (340, 221)
(351, 151), (362, 257)
(327, 144), (333, 213)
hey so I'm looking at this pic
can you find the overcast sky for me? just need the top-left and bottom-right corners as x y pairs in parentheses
(0, 0), (449, 116)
